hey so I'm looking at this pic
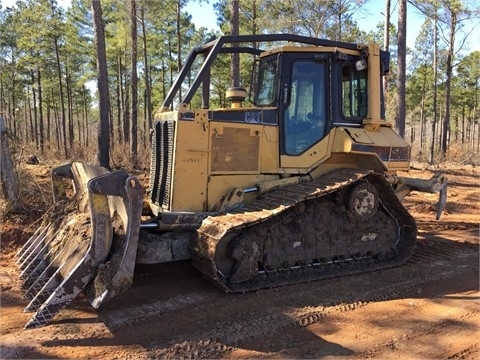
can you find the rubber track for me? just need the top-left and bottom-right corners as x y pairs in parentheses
(192, 168), (417, 292)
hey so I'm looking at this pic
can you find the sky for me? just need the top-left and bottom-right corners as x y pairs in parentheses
(1, 0), (478, 53)
(184, 0), (479, 53)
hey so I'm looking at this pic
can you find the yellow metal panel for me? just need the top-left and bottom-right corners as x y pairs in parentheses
(383, 161), (410, 172)
(207, 174), (279, 210)
(366, 43), (381, 121)
(331, 126), (410, 151)
(259, 125), (279, 173)
(375, 126), (412, 146)
(331, 127), (353, 153)
(363, 43), (386, 130)
(170, 111), (209, 212)
(329, 126), (411, 173)
(280, 134), (331, 172)
(344, 128), (374, 144)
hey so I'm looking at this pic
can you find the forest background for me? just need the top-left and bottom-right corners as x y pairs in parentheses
(1, 0), (479, 171)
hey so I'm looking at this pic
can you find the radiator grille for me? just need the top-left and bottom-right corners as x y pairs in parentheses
(149, 120), (175, 209)
(211, 127), (260, 172)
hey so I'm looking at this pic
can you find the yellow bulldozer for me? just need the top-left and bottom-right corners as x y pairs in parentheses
(17, 34), (447, 328)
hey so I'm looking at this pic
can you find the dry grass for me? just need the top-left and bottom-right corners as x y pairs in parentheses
(1, 137), (151, 251)
(10, 138), (151, 170)
(3, 165), (51, 210)
(110, 143), (151, 172)
(409, 141), (478, 166)
(445, 141), (480, 166)
(0, 163), (54, 251)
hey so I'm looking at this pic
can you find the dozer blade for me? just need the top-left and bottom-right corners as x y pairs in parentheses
(16, 162), (143, 329)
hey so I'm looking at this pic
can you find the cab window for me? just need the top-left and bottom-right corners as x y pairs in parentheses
(284, 60), (326, 155)
(256, 60), (277, 106)
(341, 64), (367, 119)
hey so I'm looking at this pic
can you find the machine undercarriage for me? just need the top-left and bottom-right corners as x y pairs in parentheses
(192, 169), (416, 292)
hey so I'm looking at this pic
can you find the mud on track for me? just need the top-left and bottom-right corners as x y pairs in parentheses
(1, 166), (479, 359)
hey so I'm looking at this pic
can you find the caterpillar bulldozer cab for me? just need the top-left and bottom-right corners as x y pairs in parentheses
(17, 34), (447, 328)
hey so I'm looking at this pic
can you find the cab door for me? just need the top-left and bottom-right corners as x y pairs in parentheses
(279, 53), (331, 170)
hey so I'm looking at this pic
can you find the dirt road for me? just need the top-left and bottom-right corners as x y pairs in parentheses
(1, 165), (479, 359)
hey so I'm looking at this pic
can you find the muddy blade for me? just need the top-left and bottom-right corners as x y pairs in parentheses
(16, 162), (143, 328)
(85, 172), (144, 308)
(24, 213), (107, 328)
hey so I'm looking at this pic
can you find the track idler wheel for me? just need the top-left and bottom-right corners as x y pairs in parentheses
(346, 181), (379, 221)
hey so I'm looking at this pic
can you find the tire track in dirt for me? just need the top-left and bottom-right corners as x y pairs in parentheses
(447, 343), (480, 359)
(290, 237), (478, 327)
(95, 236), (478, 358)
(353, 307), (480, 359)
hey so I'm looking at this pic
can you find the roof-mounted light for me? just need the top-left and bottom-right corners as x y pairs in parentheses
(355, 58), (367, 71)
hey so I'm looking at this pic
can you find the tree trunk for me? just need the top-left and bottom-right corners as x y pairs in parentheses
(75, 100), (81, 146)
(429, 13), (438, 164)
(116, 55), (123, 143)
(0, 116), (19, 211)
(130, 0), (138, 167)
(252, 0), (258, 41)
(31, 71), (39, 149)
(0, 78), (4, 117)
(395, 0), (407, 138)
(83, 87), (89, 147)
(441, 12), (457, 155)
(66, 68), (74, 147)
(473, 98), (478, 151)
(383, 0), (390, 100)
(122, 58), (130, 143)
(338, 12), (342, 41)
(230, 0), (240, 88)
(420, 93), (425, 154)
(420, 74), (426, 156)
(22, 103), (27, 142)
(54, 38), (68, 158)
(52, 88), (61, 151)
(176, 0), (182, 101)
(109, 92), (115, 152)
(168, 37), (174, 106)
(92, 0), (110, 169)
(46, 95), (51, 143)
(27, 87), (34, 143)
(141, 4), (152, 139)
(9, 75), (17, 137)
(161, 61), (166, 101)
(37, 68), (44, 154)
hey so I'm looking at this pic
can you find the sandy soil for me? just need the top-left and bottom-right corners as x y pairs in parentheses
(1, 164), (479, 359)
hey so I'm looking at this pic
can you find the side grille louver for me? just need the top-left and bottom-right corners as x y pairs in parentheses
(149, 120), (175, 210)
